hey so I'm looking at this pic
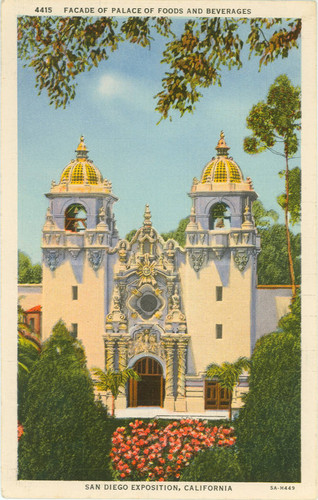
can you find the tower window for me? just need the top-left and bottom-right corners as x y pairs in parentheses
(216, 324), (223, 339)
(71, 323), (78, 338)
(216, 286), (223, 301)
(209, 203), (231, 230)
(72, 286), (78, 300)
(65, 204), (87, 232)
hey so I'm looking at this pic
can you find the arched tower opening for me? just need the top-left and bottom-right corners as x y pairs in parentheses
(64, 203), (87, 232)
(209, 202), (231, 230)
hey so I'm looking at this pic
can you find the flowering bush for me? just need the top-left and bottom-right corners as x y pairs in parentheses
(110, 419), (236, 481)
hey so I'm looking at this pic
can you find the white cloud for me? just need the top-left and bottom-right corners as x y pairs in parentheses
(97, 74), (125, 97)
(96, 72), (153, 112)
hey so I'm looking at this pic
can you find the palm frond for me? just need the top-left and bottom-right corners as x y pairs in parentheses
(18, 361), (29, 373)
(90, 367), (140, 399)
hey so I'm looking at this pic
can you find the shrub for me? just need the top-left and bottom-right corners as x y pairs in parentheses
(18, 250), (42, 283)
(180, 447), (244, 482)
(110, 419), (236, 481)
(18, 321), (111, 480)
(236, 324), (300, 481)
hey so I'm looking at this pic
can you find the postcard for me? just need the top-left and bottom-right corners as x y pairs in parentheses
(1, 0), (317, 499)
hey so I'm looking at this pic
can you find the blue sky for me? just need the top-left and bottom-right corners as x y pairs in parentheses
(18, 17), (301, 263)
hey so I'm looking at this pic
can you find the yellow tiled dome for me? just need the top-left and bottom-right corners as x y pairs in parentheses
(201, 132), (244, 184)
(59, 137), (103, 185)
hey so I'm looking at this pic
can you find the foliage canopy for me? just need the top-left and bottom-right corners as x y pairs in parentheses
(18, 321), (110, 480)
(244, 74), (301, 158)
(180, 447), (244, 482)
(277, 166), (301, 226)
(256, 223), (301, 285)
(18, 250), (42, 283)
(161, 217), (189, 247)
(244, 74), (301, 297)
(236, 295), (301, 482)
(18, 17), (300, 117)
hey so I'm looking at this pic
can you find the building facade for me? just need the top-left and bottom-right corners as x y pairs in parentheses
(19, 133), (292, 416)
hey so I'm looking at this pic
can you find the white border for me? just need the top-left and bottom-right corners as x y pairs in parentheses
(1, 1), (317, 499)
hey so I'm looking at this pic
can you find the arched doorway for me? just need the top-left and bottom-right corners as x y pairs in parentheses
(129, 357), (164, 407)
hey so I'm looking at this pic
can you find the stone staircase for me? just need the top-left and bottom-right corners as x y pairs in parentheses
(114, 407), (229, 420)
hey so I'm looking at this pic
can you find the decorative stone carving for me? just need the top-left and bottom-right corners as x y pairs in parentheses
(46, 207), (54, 223)
(242, 232), (250, 244)
(188, 249), (207, 272)
(231, 232), (240, 245)
(177, 339), (188, 397)
(103, 178), (112, 191)
(98, 206), (106, 224)
(186, 206), (198, 231)
(213, 248), (226, 260)
(164, 240), (176, 271)
(165, 286), (187, 333)
(188, 234), (196, 245)
(118, 283), (128, 311)
(105, 339), (115, 371)
(68, 248), (81, 259)
(199, 233), (207, 244)
(43, 207), (58, 232)
(87, 233), (94, 245)
(143, 204), (152, 229)
(166, 280), (175, 300)
(157, 254), (165, 269)
(88, 249), (103, 271)
(118, 340), (128, 370)
(128, 329), (165, 359)
(44, 234), (51, 244)
(164, 339), (175, 398)
(234, 249), (249, 272)
(44, 249), (63, 271)
(118, 240), (129, 264)
(171, 287), (180, 310)
(106, 285), (127, 332)
(129, 252), (136, 266)
(136, 254), (157, 286)
(242, 203), (254, 229)
(127, 283), (164, 321)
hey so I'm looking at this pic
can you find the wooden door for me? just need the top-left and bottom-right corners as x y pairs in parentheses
(205, 381), (231, 410)
(129, 357), (164, 407)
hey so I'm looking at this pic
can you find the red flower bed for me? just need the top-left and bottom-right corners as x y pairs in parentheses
(110, 419), (236, 481)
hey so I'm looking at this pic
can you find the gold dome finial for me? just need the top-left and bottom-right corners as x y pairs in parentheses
(216, 131), (230, 156)
(76, 136), (89, 159)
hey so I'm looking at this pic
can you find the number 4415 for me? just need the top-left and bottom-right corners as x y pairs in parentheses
(35, 7), (52, 13)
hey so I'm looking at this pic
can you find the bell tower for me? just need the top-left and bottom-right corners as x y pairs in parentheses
(179, 132), (260, 412)
(41, 137), (118, 367)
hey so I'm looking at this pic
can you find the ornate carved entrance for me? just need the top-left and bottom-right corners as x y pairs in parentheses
(129, 357), (164, 407)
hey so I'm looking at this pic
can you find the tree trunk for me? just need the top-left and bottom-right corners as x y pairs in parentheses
(112, 395), (115, 417)
(284, 147), (297, 300)
(229, 392), (232, 421)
